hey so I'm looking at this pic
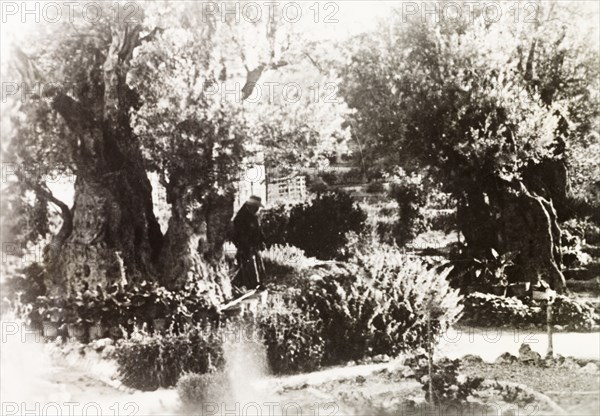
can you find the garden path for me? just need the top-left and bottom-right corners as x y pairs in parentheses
(437, 327), (600, 361)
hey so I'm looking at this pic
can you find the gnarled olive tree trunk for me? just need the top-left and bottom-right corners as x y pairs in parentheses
(459, 177), (566, 293)
(50, 154), (162, 293)
(31, 17), (164, 294)
(159, 180), (234, 296)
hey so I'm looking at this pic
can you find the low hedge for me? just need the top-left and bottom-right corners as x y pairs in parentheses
(461, 292), (598, 330)
(116, 301), (327, 389)
(461, 293), (533, 327)
(115, 324), (226, 390)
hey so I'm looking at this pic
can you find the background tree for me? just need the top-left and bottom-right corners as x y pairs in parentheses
(247, 56), (352, 175)
(340, 2), (599, 291)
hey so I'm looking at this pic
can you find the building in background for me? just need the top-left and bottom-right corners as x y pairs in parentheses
(234, 164), (307, 211)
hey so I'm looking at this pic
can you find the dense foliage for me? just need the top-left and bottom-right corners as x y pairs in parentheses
(339, 2), (599, 290)
(113, 245), (464, 388)
(411, 355), (484, 405)
(116, 324), (226, 390)
(296, 249), (463, 364)
(287, 192), (367, 259)
(24, 279), (223, 338)
(1, 1), (351, 294)
(260, 192), (367, 259)
(461, 292), (599, 330)
(256, 299), (325, 374)
(260, 205), (291, 247)
(387, 168), (429, 245)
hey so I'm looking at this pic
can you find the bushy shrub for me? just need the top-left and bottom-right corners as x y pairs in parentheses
(287, 192), (367, 259)
(296, 249), (463, 364)
(411, 355), (483, 405)
(115, 324), (226, 390)
(387, 168), (428, 245)
(117, 300), (327, 388)
(256, 299), (325, 374)
(259, 244), (318, 282)
(177, 372), (230, 406)
(260, 205), (291, 247)
(534, 295), (598, 331)
(356, 249), (463, 353)
(366, 181), (385, 194)
(295, 272), (376, 363)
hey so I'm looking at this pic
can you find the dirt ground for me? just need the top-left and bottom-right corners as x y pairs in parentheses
(10, 354), (597, 416)
(2, 325), (598, 415)
(461, 361), (600, 416)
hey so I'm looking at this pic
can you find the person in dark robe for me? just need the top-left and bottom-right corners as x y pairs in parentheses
(231, 195), (266, 291)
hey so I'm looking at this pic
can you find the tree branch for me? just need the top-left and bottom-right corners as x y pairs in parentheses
(11, 45), (98, 133)
(31, 183), (72, 223)
(29, 181), (74, 263)
(304, 52), (324, 74)
(139, 27), (164, 44)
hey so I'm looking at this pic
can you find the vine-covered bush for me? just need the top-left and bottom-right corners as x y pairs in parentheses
(28, 280), (221, 338)
(287, 191), (367, 259)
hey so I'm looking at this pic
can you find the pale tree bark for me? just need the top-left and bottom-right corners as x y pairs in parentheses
(158, 170), (234, 295)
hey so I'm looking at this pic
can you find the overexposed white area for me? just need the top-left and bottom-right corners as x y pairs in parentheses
(438, 326), (600, 362)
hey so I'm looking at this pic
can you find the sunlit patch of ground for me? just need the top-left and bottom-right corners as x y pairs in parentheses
(3, 315), (598, 416)
(461, 361), (600, 415)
